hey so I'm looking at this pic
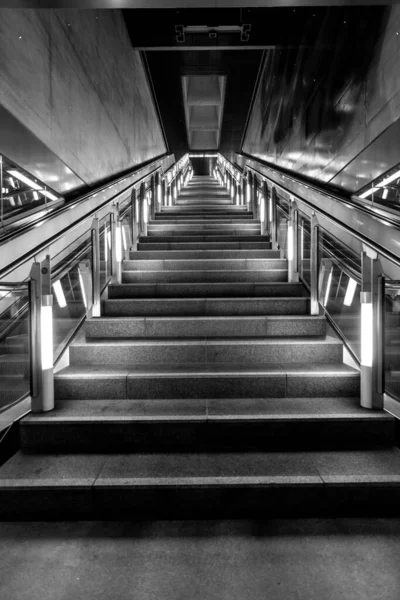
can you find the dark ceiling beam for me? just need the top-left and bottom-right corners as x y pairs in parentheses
(1, 0), (396, 7)
(134, 46), (300, 51)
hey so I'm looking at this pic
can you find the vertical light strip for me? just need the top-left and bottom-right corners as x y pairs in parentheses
(361, 302), (373, 366)
(40, 304), (53, 370)
(52, 280), (67, 308)
(343, 277), (357, 306)
(323, 269), (333, 307)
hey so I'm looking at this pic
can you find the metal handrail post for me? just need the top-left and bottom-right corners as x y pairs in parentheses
(288, 202), (299, 282)
(157, 172), (162, 212)
(91, 217), (101, 317)
(30, 256), (54, 413)
(360, 251), (384, 409)
(160, 178), (165, 207)
(263, 181), (269, 233)
(245, 172), (251, 212)
(270, 187), (278, 250)
(130, 188), (138, 251)
(310, 214), (319, 315)
(150, 175), (156, 221)
(139, 182), (147, 236)
(111, 203), (122, 284)
(377, 275), (385, 396)
(252, 173), (258, 220)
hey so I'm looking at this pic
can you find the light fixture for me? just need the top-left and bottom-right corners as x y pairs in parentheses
(40, 190), (58, 201)
(40, 297), (53, 370)
(360, 187), (379, 198)
(122, 225), (127, 251)
(382, 188), (389, 200)
(52, 280), (67, 308)
(377, 169), (400, 188)
(361, 302), (373, 367)
(287, 222), (294, 262)
(343, 277), (357, 306)
(104, 228), (108, 261)
(8, 170), (41, 190)
(33, 191), (40, 201)
(323, 268), (333, 307)
(115, 224), (122, 262)
(78, 267), (87, 308)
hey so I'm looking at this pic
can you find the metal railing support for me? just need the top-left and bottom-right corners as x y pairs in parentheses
(139, 182), (147, 236)
(360, 250), (384, 409)
(91, 217), (101, 317)
(150, 175), (156, 220)
(29, 255), (54, 413)
(287, 201), (299, 283)
(252, 173), (258, 220)
(310, 213), (320, 315)
(245, 172), (251, 212)
(270, 187), (278, 250)
(111, 203), (122, 284)
(130, 188), (138, 251)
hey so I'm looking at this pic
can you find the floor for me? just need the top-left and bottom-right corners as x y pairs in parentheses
(1, 519), (400, 600)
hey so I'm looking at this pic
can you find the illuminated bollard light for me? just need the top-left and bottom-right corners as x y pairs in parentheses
(30, 256), (54, 413)
(359, 250), (383, 410)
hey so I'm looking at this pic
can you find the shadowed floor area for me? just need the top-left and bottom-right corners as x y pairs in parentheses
(1, 519), (400, 600)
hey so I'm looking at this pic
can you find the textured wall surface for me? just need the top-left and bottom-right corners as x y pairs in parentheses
(0, 9), (167, 193)
(243, 6), (400, 194)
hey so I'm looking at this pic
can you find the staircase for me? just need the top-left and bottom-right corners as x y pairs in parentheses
(1, 174), (399, 519)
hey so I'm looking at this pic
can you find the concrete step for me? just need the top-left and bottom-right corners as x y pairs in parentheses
(70, 337), (342, 366)
(175, 202), (233, 208)
(54, 362), (359, 400)
(121, 269), (288, 284)
(86, 315), (326, 338)
(129, 250), (279, 260)
(154, 214), (254, 220)
(123, 258), (286, 271)
(6, 445), (400, 518)
(137, 242), (272, 250)
(148, 223), (260, 231)
(108, 282), (306, 298)
(158, 207), (248, 212)
(147, 230), (262, 237)
(103, 297), (309, 316)
(141, 235), (269, 242)
(20, 397), (394, 453)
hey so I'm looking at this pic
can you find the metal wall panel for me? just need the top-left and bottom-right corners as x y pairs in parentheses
(243, 5), (400, 194)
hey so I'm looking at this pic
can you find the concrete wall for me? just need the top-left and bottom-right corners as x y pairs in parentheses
(0, 9), (167, 194)
(242, 6), (400, 194)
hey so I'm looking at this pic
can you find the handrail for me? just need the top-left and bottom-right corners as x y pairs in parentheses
(241, 151), (400, 231)
(0, 152), (172, 245)
(0, 161), (164, 281)
(245, 162), (400, 271)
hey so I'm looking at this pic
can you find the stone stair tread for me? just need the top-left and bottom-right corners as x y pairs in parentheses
(2, 448), (400, 489)
(130, 250), (278, 258)
(21, 398), (392, 423)
(71, 336), (339, 347)
(56, 362), (358, 376)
